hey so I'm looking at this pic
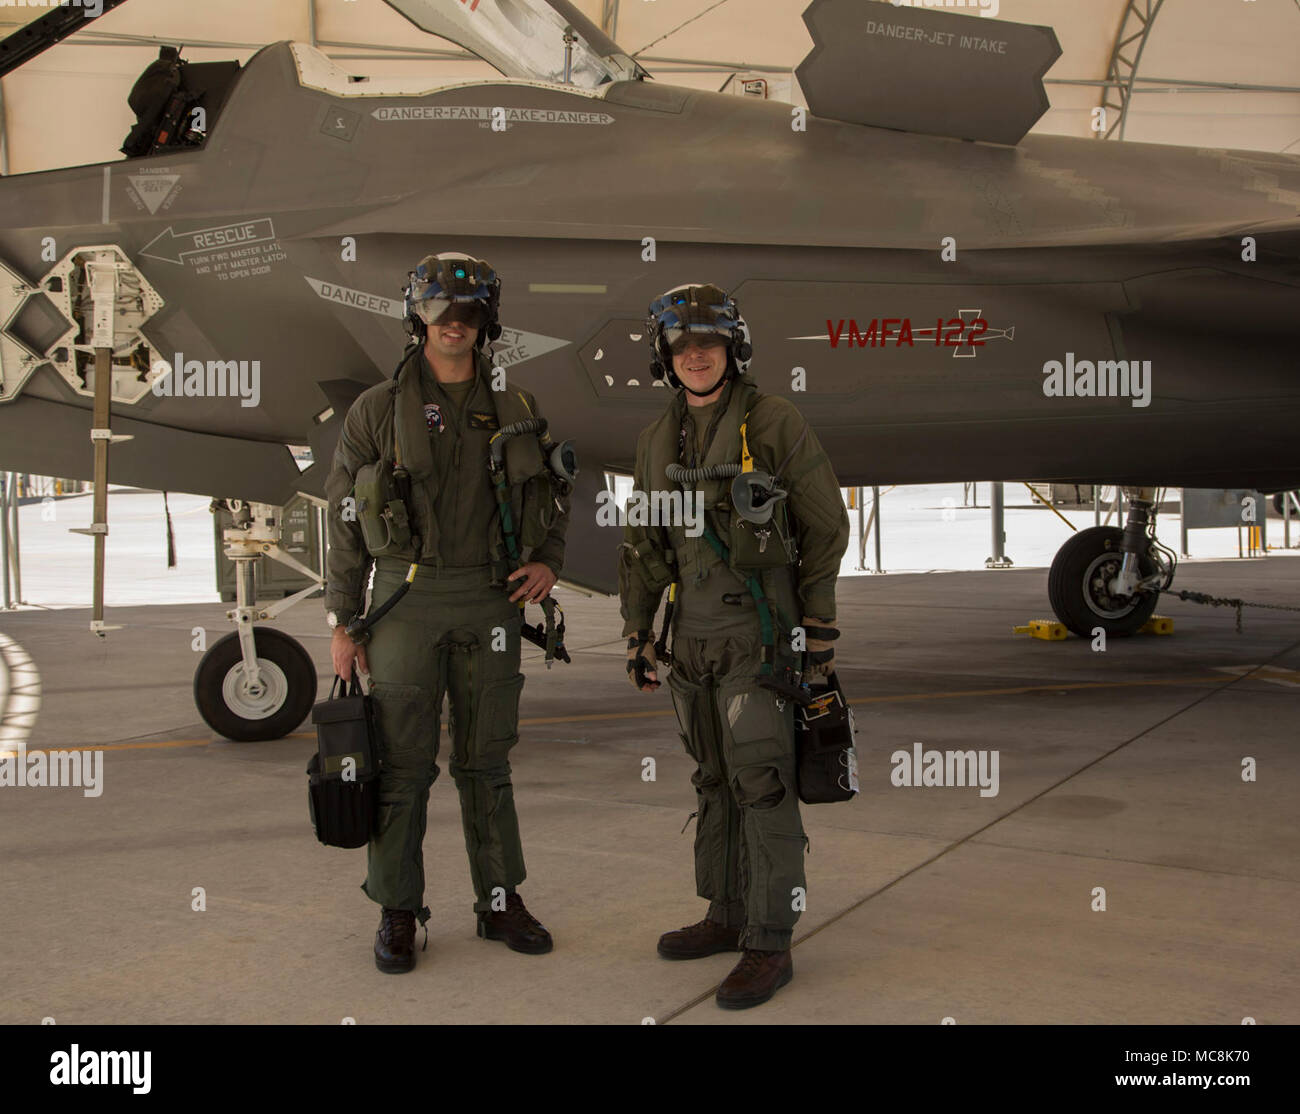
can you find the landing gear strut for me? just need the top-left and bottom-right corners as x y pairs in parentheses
(1047, 486), (1176, 638)
(193, 500), (321, 741)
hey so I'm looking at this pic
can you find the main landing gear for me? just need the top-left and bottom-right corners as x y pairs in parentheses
(193, 500), (320, 741)
(1047, 486), (1177, 638)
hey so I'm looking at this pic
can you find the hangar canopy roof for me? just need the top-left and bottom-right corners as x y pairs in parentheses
(1, 0), (1297, 173)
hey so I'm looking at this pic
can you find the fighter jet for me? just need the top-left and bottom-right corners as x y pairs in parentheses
(0, 0), (1297, 739)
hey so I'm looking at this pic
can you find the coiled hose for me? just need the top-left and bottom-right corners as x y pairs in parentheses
(666, 462), (742, 484)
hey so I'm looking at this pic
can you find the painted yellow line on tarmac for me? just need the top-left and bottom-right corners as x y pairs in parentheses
(2, 674), (1234, 755)
(852, 675), (1231, 704)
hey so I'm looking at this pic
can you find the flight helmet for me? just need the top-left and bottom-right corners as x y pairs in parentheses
(403, 252), (502, 347)
(647, 282), (752, 394)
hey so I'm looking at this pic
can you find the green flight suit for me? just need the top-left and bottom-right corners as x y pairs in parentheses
(619, 373), (849, 951)
(324, 346), (569, 918)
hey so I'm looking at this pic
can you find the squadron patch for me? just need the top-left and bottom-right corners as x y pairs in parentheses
(424, 402), (444, 433)
(468, 411), (499, 431)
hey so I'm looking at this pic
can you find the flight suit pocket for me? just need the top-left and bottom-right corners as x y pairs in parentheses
(518, 471), (555, 549)
(480, 672), (525, 759)
(757, 829), (809, 922)
(720, 684), (795, 767)
(354, 461), (413, 558)
(667, 668), (709, 765)
(370, 683), (431, 760)
(368, 682), (437, 810)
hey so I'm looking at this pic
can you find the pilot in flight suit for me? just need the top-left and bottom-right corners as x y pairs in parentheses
(619, 282), (849, 1008)
(324, 252), (570, 973)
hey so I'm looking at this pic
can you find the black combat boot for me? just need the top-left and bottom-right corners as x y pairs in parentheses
(715, 949), (793, 1009)
(374, 907), (417, 974)
(657, 918), (742, 960)
(476, 892), (553, 954)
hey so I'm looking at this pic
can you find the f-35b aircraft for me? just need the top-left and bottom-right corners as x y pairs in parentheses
(0, 0), (1297, 739)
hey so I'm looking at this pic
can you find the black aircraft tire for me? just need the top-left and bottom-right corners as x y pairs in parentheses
(194, 628), (317, 742)
(1048, 526), (1160, 639)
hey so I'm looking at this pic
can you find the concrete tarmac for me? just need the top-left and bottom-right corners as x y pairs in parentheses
(0, 557), (1297, 1025)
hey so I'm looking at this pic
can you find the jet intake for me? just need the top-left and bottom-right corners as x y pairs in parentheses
(796, 0), (1062, 146)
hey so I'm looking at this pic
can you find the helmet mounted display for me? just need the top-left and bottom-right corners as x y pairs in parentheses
(403, 252), (502, 347)
(646, 283), (752, 393)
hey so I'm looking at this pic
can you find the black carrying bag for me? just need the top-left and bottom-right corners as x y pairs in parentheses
(307, 673), (380, 848)
(795, 672), (860, 805)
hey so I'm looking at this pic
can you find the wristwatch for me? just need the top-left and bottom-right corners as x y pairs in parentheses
(327, 611), (340, 630)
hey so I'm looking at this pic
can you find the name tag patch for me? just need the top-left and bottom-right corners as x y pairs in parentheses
(468, 411), (499, 431)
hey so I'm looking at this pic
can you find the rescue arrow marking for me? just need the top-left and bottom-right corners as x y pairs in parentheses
(140, 219), (277, 265)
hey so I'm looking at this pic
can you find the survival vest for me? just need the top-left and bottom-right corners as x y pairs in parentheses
(353, 346), (559, 580)
(632, 374), (803, 678)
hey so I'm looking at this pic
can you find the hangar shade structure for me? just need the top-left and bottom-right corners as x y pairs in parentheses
(1, 0), (1297, 175)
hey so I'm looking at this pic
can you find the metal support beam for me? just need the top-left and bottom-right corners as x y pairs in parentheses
(855, 486), (865, 571)
(1, 471), (20, 608)
(872, 486), (882, 573)
(639, 53), (793, 74)
(65, 252), (130, 636)
(1052, 76), (1300, 95)
(1180, 488), (1189, 557)
(0, 475), (7, 608)
(89, 349), (111, 632)
(9, 474), (20, 605)
(601, 0), (621, 41)
(1099, 0), (1167, 141)
(985, 482), (1012, 568)
(0, 77), (9, 176)
(74, 30), (477, 61)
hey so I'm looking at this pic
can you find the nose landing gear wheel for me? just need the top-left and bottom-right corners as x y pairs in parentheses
(1048, 525), (1159, 639)
(194, 627), (317, 741)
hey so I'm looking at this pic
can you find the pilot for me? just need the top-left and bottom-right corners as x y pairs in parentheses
(323, 252), (569, 973)
(618, 283), (849, 1009)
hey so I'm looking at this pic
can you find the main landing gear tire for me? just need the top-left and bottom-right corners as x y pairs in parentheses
(1048, 525), (1160, 639)
(194, 627), (317, 741)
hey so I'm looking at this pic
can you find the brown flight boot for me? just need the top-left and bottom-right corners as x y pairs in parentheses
(374, 907), (418, 974)
(715, 949), (793, 1009)
(477, 892), (553, 954)
(657, 917), (742, 960)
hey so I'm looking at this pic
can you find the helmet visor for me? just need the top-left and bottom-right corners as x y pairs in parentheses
(415, 300), (487, 328)
(650, 285), (739, 355)
(666, 330), (728, 356)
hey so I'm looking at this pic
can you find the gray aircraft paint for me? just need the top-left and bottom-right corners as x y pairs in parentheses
(0, 3), (1297, 597)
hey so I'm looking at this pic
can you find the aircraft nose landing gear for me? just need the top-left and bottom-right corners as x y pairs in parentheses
(193, 500), (320, 741)
(196, 626), (313, 741)
(1047, 487), (1176, 638)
